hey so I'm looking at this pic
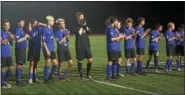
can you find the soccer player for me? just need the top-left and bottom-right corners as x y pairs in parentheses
(135, 17), (150, 75)
(164, 22), (176, 72)
(15, 19), (30, 86)
(1, 19), (14, 88)
(145, 23), (163, 72)
(105, 16), (124, 80)
(55, 19), (73, 81)
(75, 12), (93, 80)
(42, 15), (58, 83)
(114, 20), (124, 77)
(27, 19), (45, 84)
(123, 17), (137, 75)
(175, 24), (184, 71)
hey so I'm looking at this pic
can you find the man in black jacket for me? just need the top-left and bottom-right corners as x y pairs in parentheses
(75, 12), (93, 80)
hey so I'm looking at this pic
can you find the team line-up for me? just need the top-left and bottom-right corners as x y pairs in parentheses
(1, 12), (184, 88)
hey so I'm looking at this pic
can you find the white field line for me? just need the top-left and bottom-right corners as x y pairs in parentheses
(23, 65), (160, 95)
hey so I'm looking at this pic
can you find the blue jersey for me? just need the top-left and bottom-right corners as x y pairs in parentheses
(149, 30), (160, 50)
(123, 27), (135, 49)
(15, 27), (27, 48)
(1, 30), (12, 57)
(135, 25), (145, 48)
(165, 30), (175, 45)
(42, 27), (55, 52)
(29, 26), (43, 49)
(115, 29), (121, 51)
(175, 30), (184, 46)
(55, 29), (69, 47)
(106, 25), (120, 51)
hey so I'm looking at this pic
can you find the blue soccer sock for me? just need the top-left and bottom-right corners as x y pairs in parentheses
(106, 64), (112, 78)
(131, 63), (135, 73)
(1, 72), (6, 85)
(112, 62), (117, 77)
(44, 66), (49, 80)
(168, 60), (172, 70)
(5, 70), (12, 82)
(165, 59), (169, 70)
(176, 60), (181, 69)
(29, 73), (33, 80)
(16, 68), (22, 81)
(33, 73), (36, 80)
(125, 65), (130, 73)
(117, 64), (120, 75)
(50, 65), (57, 77)
(154, 58), (158, 70)
(137, 61), (142, 73)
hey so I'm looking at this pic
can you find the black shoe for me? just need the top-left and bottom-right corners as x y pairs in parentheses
(138, 72), (147, 76)
(111, 76), (119, 79)
(130, 72), (138, 76)
(44, 79), (50, 84)
(16, 80), (25, 86)
(86, 75), (92, 80)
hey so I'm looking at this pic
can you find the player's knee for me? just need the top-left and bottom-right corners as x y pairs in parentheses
(1, 67), (5, 71)
(168, 56), (173, 60)
(17, 64), (23, 69)
(9, 66), (14, 71)
(108, 61), (113, 65)
(68, 60), (73, 65)
(52, 59), (58, 66)
(87, 58), (93, 63)
(177, 56), (181, 60)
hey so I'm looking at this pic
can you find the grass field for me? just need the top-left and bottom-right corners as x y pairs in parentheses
(1, 35), (184, 95)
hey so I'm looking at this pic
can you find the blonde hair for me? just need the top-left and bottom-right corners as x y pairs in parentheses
(167, 22), (175, 28)
(46, 15), (54, 21)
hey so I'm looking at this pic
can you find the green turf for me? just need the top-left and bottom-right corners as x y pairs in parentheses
(1, 35), (184, 95)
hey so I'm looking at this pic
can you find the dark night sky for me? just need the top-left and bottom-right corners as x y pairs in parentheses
(1, 1), (185, 34)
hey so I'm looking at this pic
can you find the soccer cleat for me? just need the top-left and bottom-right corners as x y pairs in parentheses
(5, 83), (12, 88)
(169, 69), (172, 72)
(155, 69), (160, 73)
(86, 75), (92, 80)
(16, 80), (25, 86)
(111, 76), (119, 79)
(137, 72), (146, 76)
(105, 77), (112, 81)
(28, 79), (33, 84)
(177, 68), (181, 72)
(2, 85), (7, 89)
(44, 79), (50, 84)
(33, 78), (42, 83)
(165, 69), (169, 72)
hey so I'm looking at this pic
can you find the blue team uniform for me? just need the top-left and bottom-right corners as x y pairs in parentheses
(123, 26), (136, 58)
(27, 26), (43, 62)
(149, 30), (160, 51)
(55, 29), (72, 62)
(42, 27), (55, 53)
(135, 25), (145, 55)
(1, 30), (13, 67)
(175, 30), (184, 56)
(165, 29), (175, 71)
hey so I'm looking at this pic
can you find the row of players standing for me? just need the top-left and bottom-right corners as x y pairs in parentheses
(105, 16), (184, 80)
(1, 12), (93, 88)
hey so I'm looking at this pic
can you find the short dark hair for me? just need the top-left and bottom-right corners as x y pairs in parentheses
(30, 19), (38, 24)
(109, 16), (118, 24)
(137, 17), (145, 24)
(17, 19), (25, 23)
(76, 12), (84, 18)
(156, 23), (162, 29)
(179, 23), (184, 30)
